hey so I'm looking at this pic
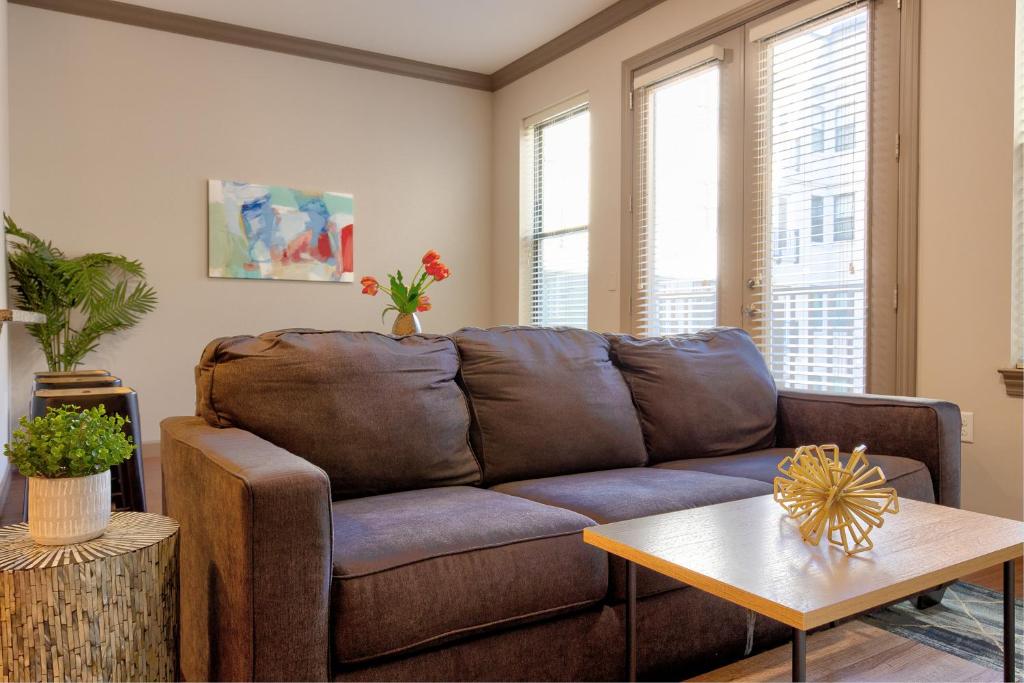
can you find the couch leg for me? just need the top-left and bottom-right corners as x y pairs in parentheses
(914, 586), (947, 609)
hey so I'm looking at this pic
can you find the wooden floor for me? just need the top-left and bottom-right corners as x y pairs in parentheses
(692, 621), (1000, 682)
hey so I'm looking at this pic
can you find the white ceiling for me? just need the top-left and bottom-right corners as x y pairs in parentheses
(120, 0), (620, 73)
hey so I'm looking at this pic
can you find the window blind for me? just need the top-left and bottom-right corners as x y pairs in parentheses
(750, 1), (869, 392)
(633, 53), (723, 336)
(1014, 0), (1024, 367)
(521, 103), (590, 327)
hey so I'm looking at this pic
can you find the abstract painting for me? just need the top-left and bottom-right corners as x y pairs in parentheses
(208, 179), (354, 282)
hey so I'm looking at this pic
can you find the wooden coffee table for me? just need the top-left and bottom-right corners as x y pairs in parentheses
(583, 495), (1024, 682)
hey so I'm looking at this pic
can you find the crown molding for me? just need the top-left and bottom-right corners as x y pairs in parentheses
(10, 0), (494, 90)
(11, 0), (669, 92)
(490, 0), (668, 90)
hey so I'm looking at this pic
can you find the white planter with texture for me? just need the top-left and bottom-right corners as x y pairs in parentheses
(27, 471), (111, 545)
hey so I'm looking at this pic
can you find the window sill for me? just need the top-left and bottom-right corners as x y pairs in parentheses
(998, 367), (1023, 398)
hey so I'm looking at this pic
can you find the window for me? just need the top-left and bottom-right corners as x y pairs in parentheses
(521, 100), (590, 327)
(808, 296), (823, 327)
(774, 197), (787, 260)
(773, 196), (799, 263)
(633, 47), (724, 336)
(833, 193), (855, 241)
(810, 195), (825, 243)
(810, 110), (826, 153)
(626, 0), (900, 393)
(750, 2), (869, 392)
(833, 105), (856, 152)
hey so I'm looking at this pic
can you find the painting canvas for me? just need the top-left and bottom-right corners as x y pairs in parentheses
(208, 179), (354, 282)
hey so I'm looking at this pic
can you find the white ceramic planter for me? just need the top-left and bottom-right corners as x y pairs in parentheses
(27, 471), (111, 545)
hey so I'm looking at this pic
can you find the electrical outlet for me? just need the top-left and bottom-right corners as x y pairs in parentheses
(961, 411), (974, 443)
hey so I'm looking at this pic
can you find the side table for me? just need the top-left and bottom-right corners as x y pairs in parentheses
(0, 512), (178, 681)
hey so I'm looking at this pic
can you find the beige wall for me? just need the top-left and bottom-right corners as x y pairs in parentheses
(8, 6), (493, 451)
(918, 0), (1023, 520)
(491, 0), (1023, 517)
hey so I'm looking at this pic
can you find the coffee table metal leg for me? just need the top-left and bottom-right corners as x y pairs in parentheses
(792, 628), (806, 682)
(1006, 559), (1016, 682)
(627, 561), (637, 682)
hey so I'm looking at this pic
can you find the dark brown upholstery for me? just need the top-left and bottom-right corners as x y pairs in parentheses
(657, 448), (936, 503)
(492, 468), (771, 599)
(161, 417), (333, 682)
(775, 390), (961, 506)
(334, 580), (790, 682)
(330, 486), (607, 665)
(607, 328), (777, 462)
(195, 329), (480, 499)
(334, 605), (620, 682)
(452, 327), (647, 485)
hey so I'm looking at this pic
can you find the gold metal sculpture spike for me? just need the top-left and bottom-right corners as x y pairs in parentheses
(773, 444), (899, 555)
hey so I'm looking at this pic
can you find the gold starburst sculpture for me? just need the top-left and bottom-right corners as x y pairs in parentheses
(773, 444), (899, 555)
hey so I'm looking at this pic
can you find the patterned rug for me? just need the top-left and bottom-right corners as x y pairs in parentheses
(861, 581), (1022, 676)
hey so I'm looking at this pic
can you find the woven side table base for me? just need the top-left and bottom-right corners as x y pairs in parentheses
(0, 512), (179, 682)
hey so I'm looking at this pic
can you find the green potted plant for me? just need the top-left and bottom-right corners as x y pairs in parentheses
(4, 214), (157, 372)
(5, 405), (136, 544)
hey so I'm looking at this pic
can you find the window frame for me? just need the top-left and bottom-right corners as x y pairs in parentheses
(520, 98), (591, 328)
(625, 28), (747, 336)
(620, 0), (917, 395)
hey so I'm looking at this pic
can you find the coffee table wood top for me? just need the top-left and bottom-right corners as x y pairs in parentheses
(583, 495), (1024, 630)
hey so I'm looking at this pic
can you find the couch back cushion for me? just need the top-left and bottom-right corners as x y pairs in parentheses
(607, 328), (777, 463)
(196, 329), (480, 499)
(452, 327), (647, 485)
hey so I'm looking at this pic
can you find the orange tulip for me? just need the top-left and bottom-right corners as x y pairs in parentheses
(416, 295), (432, 312)
(422, 250), (441, 265)
(360, 276), (379, 296)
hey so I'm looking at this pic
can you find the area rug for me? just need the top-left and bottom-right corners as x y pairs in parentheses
(860, 581), (1022, 675)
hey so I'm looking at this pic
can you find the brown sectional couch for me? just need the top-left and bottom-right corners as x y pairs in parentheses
(162, 326), (962, 681)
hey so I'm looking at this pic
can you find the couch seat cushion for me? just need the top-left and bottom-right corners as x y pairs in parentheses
(196, 329), (480, 499)
(452, 327), (647, 485)
(492, 468), (771, 600)
(607, 328), (778, 463)
(655, 448), (935, 503)
(330, 486), (607, 665)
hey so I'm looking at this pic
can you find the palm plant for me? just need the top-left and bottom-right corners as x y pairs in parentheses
(4, 214), (158, 372)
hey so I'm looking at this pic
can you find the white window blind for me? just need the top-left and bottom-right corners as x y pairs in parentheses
(522, 103), (591, 327)
(1014, 0), (1024, 367)
(634, 55), (722, 335)
(750, 1), (869, 392)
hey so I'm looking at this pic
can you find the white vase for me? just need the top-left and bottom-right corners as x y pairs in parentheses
(27, 471), (111, 545)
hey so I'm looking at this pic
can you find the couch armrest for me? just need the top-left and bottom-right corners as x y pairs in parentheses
(161, 417), (333, 681)
(775, 390), (961, 507)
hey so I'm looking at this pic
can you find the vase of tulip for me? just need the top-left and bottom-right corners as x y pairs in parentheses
(361, 250), (451, 335)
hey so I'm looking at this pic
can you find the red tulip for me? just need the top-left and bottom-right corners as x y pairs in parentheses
(422, 250), (441, 265)
(416, 295), (432, 312)
(360, 276), (379, 296)
(426, 261), (451, 281)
